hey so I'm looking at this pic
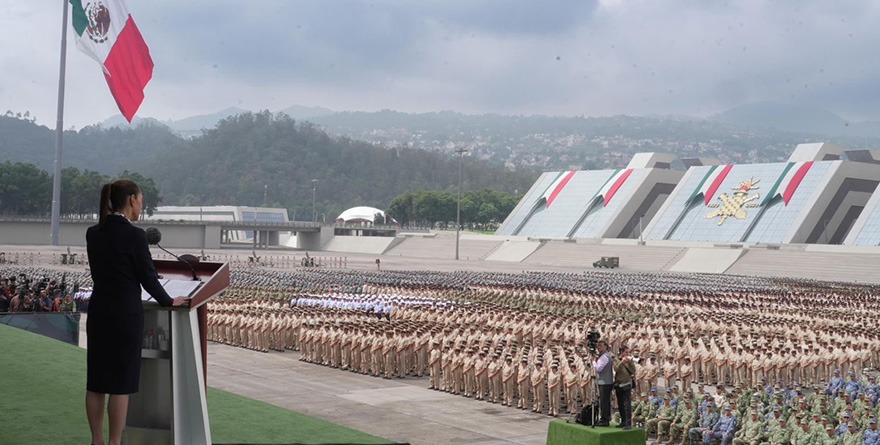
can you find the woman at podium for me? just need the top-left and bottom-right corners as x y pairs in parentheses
(85, 179), (189, 445)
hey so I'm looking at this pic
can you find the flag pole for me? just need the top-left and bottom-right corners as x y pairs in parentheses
(51, 0), (70, 245)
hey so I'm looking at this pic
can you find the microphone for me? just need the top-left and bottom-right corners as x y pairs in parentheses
(146, 227), (200, 281)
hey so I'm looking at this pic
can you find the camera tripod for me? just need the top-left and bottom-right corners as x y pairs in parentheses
(573, 353), (603, 428)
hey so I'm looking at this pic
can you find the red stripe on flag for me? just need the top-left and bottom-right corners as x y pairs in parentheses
(602, 169), (633, 207)
(782, 161), (813, 205)
(704, 164), (733, 204)
(102, 16), (153, 122)
(546, 171), (576, 208)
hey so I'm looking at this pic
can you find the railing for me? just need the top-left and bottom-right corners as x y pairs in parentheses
(0, 215), (324, 229)
(152, 253), (349, 270)
(0, 252), (89, 267)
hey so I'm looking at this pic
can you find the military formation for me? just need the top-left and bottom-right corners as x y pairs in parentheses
(7, 263), (880, 443)
(197, 267), (880, 439)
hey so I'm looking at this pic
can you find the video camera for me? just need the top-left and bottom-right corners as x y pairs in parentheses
(586, 330), (601, 354)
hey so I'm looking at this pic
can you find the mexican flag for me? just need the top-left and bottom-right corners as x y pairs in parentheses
(70, 0), (153, 122)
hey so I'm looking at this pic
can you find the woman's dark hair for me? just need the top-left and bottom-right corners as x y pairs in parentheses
(99, 179), (141, 225)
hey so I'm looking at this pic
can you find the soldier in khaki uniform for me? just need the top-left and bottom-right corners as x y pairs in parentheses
(474, 351), (488, 400)
(451, 348), (464, 395)
(680, 357), (694, 392)
(502, 356), (516, 406)
(414, 331), (428, 377)
(516, 357), (531, 409)
(440, 345), (452, 391)
(463, 349), (476, 397)
(564, 362), (579, 414)
(429, 341), (442, 389)
(371, 329), (384, 377)
(547, 362), (561, 416)
(488, 354), (502, 403)
(531, 361), (546, 413)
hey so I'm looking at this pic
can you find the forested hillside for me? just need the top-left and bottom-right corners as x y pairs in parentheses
(0, 112), (536, 220)
(145, 112), (535, 219)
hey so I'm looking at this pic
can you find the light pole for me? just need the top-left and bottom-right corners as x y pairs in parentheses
(638, 214), (644, 244)
(455, 147), (468, 260)
(311, 179), (318, 222)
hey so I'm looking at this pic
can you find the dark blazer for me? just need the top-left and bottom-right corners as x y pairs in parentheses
(86, 214), (172, 316)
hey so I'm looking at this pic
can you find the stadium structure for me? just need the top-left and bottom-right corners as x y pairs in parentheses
(495, 144), (880, 247)
(642, 143), (880, 244)
(495, 152), (684, 239)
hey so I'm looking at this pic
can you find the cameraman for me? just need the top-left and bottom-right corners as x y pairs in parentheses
(592, 340), (614, 426)
(614, 345), (637, 429)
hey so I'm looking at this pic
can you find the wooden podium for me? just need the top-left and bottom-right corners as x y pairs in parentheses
(124, 259), (229, 445)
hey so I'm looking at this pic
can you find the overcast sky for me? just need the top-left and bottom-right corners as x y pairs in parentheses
(2, 0), (880, 129)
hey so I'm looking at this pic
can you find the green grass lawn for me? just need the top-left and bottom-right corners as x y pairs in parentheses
(0, 323), (394, 445)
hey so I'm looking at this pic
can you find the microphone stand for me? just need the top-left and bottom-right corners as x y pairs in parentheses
(156, 243), (200, 281)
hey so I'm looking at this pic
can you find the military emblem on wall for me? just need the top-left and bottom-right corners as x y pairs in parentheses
(85, 1), (112, 44)
(706, 178), (760, 225)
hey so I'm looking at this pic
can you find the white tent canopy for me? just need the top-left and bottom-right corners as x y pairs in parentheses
(336, 206), (388, 224)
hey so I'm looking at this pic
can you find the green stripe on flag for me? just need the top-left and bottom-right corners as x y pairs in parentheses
(541, 171), (565, 198)
(688, 165), (717, 203)
(590, 169), (620, 203)
(761, 162), (795, 206)
(70, 0), (88, 36)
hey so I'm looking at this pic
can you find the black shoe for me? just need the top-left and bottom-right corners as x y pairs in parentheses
(595, 422), (610, 427)
(622, 426), (632, 430)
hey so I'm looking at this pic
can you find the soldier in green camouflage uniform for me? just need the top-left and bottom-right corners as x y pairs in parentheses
(760, 417), (791, 445)
(633, 393), (654, 429)
(655, 397), (677, 442)
(793, 419), (817, 445)
(668, 399), (698, 445)
(734, 411), (766, 445)
(840, 423), (861, 445)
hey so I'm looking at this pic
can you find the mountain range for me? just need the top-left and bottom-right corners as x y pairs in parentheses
(100, 105), (334, 137)
(709, 101), (880, 138)
(97, 101), (880, 141)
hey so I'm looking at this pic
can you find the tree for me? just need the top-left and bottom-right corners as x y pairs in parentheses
(387, 192), (415, 224)
(385, 188), (521, 228)
(0, 163), (162, 217)
(0, 162), (51, 215)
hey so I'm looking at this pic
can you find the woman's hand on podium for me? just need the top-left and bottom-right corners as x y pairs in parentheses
(171, 296), (191, 307)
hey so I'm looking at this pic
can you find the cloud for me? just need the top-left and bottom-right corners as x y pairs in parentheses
(2, 0), (880, 128)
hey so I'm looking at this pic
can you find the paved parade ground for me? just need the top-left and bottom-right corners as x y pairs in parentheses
(204, 341), (554, 445)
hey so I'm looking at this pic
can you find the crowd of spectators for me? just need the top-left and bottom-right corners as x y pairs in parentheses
(0, 267), (92, 313)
